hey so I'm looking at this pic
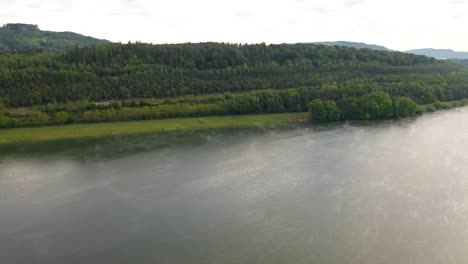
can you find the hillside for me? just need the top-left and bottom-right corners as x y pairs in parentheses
(0, 23), (110, 53)
(0, 42), (461, 108)
(1, 41), (468, 128)
(312, 41), (390, 51)
(406, 48), (468, 59)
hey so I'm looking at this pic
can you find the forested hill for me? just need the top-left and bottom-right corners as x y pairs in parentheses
(0, 23), (109, 53)
(1, 42), (467, 107)
(312, 41), (390, 51)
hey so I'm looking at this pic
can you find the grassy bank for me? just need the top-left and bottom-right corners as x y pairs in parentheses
(420, 99), (468, 113)
(0, 112), (307, 144)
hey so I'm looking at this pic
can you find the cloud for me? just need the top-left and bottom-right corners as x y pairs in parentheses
(233, 11), (252, 19)
(311, 6), (336, 14)
(344, 0), (367, 8)
(449, 0), (465, 5)
(452, 12), (467, 20)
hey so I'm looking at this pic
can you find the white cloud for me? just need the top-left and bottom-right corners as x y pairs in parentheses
(1, 0), (467, 50)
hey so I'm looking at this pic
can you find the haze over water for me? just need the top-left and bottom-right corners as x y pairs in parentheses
(1, 108), (468, 264)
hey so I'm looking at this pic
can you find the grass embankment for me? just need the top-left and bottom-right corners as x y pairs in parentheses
(0, 113), (307, 144)
(420, 99), (468, 113)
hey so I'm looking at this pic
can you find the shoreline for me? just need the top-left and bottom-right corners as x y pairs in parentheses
(1, 99), (466, 145)
(0, 113), (308, 144)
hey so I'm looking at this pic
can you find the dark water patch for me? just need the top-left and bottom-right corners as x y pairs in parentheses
(0, 124), (304, 162)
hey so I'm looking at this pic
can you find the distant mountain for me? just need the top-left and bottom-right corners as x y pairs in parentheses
(0, 23), (110, 53)
(406, 48), (468, 59)
(312, 41), (391, 51)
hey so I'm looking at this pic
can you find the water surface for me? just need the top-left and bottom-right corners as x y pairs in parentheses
(2, 109), (468, 264)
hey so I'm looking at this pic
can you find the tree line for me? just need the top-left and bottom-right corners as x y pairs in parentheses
(2, 87), (468, 128)
(2, 42), (466, 108)
(308, 92), (419, 122)
(1, 42), (468, 128)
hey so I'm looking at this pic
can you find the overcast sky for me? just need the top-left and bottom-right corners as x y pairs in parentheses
(1, 0), (467, 51)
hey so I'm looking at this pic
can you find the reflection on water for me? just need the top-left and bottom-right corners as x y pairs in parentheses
(1, 108), (468, 264)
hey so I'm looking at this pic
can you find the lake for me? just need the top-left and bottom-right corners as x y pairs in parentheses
(2, 108), (468, 264)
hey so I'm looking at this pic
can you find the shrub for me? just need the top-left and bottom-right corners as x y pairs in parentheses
(393, 97), (418, 118)
(308, 99), (340, 122)
(55, 111), (71, 124)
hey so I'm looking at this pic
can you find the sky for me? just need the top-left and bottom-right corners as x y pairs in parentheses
(1, 0), (468, 51)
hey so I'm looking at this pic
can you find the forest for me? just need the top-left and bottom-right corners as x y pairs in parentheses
(1, 42), (468, 127)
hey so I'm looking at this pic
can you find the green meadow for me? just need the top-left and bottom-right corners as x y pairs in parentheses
(0, 113), (307, 144)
